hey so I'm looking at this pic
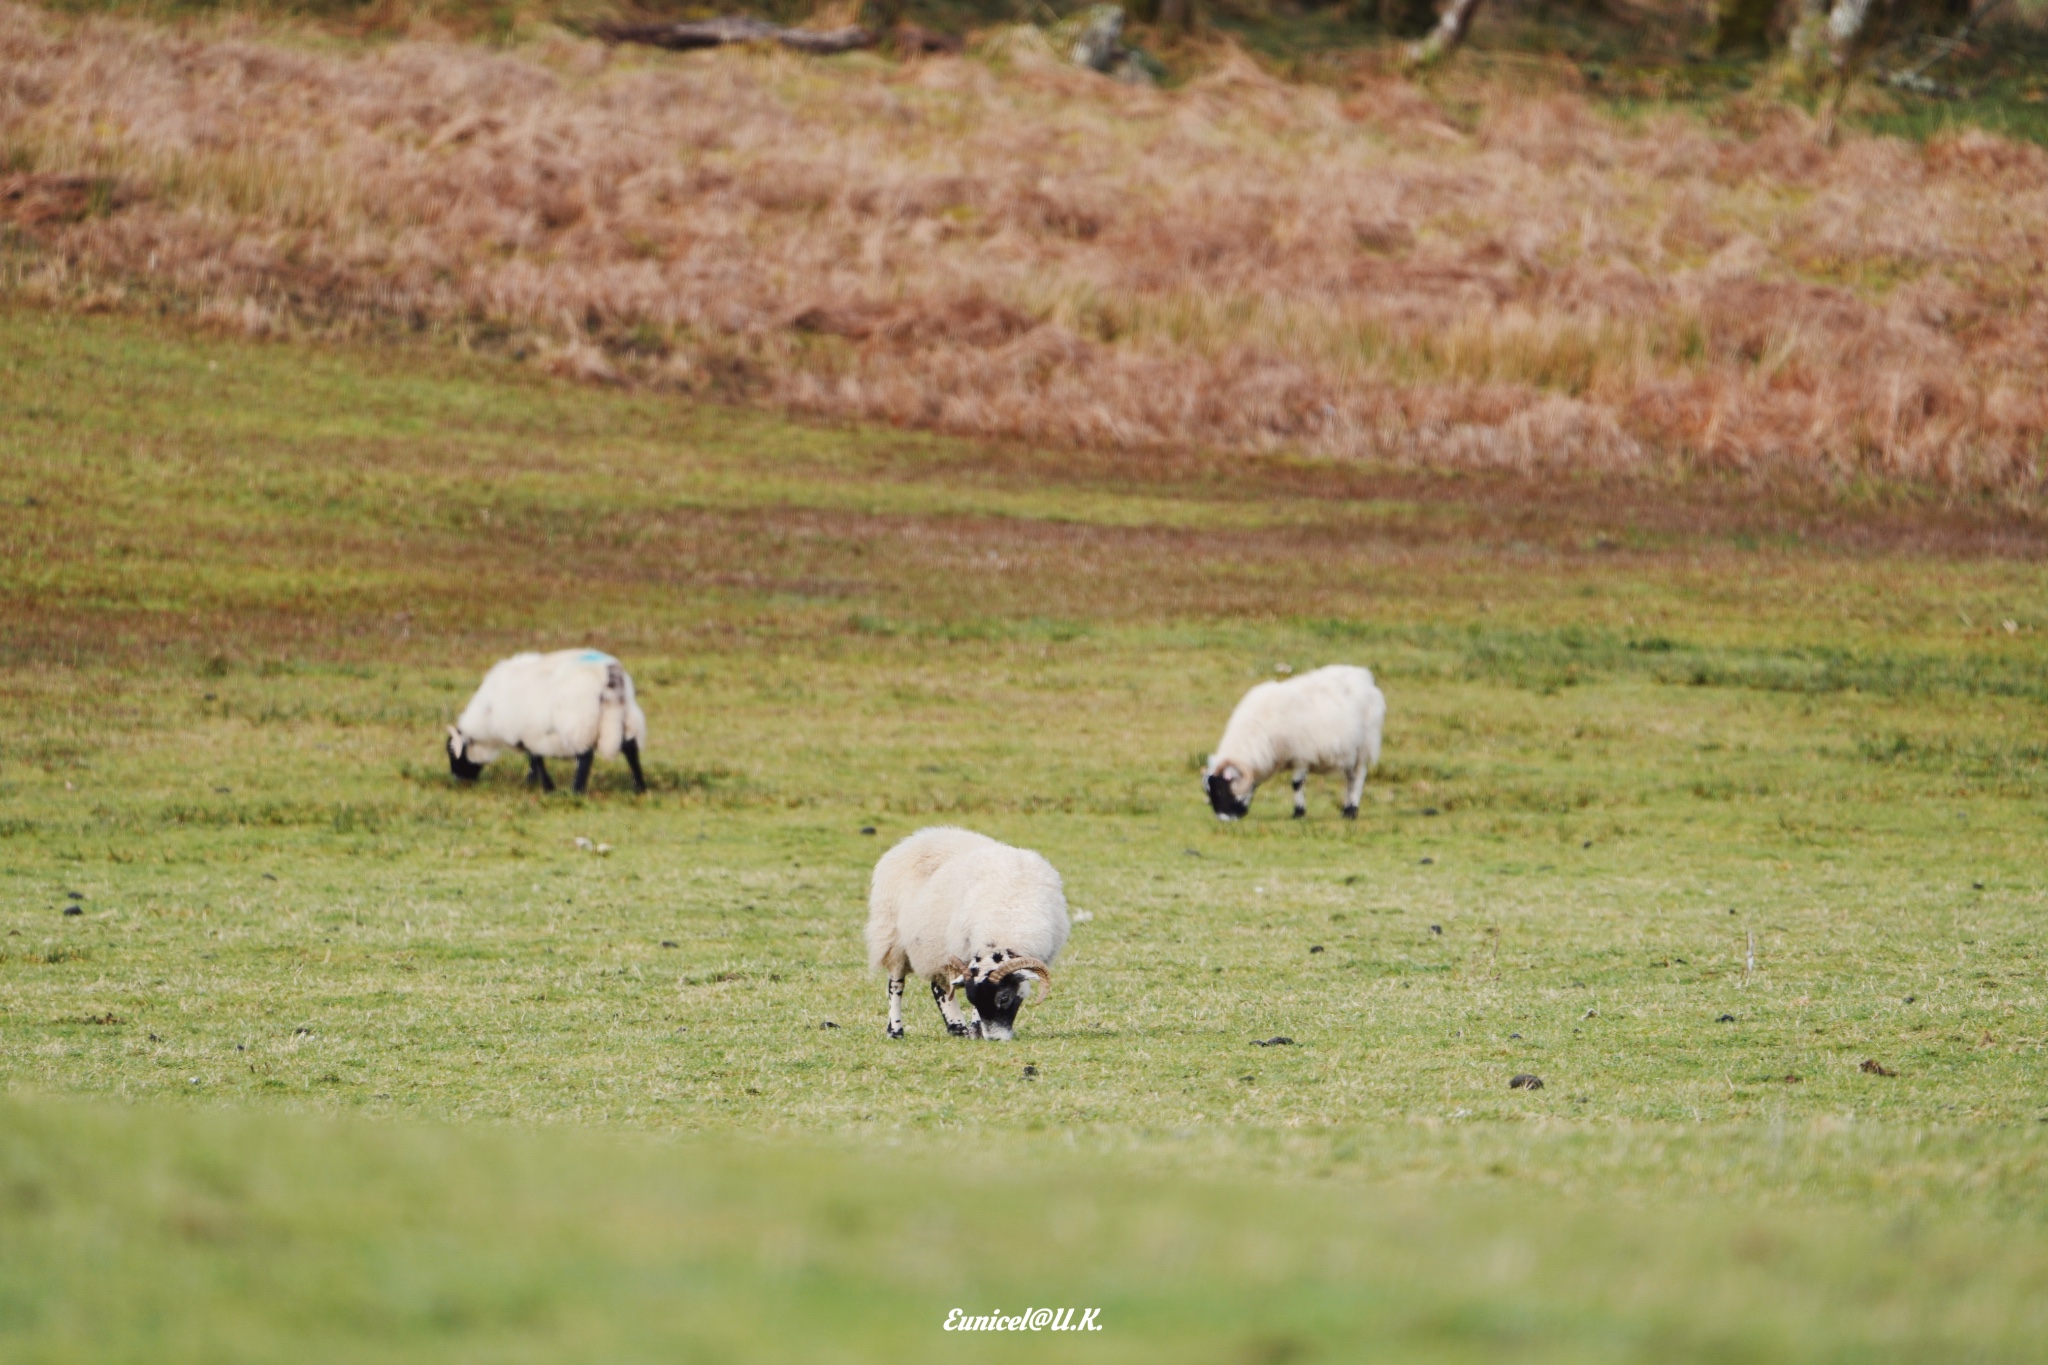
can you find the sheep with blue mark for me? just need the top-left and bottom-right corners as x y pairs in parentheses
(865, 827), (1068, 1041)
(446, 649), (648, 794)
(1204, 664), (1385, 821)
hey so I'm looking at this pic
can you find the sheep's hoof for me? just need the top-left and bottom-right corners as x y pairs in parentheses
(886, 1024), (904, 1040)
(1292, 808), (1306, 820)
(946, 1021), (974, 1037)
(1343, 805), (1359, 820)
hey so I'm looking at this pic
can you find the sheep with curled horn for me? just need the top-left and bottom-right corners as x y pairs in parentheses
(446, 649), (648, 794)
(1204, 664), (1385, 821)
(864, 826), (1068, 1040)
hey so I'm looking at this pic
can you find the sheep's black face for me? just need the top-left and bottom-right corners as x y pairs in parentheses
(1206, 771), (1250, 821)
(965, 975), (1025, 1041)
(447, 736), (484, 782)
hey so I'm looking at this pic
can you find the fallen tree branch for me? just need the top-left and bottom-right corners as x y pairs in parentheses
(1881, 67), (1962, 97)
(595, 16), (878, 54)
(1874, 0), (2005, 98)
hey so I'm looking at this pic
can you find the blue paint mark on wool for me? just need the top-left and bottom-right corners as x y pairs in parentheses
(579, 649), (613, 663)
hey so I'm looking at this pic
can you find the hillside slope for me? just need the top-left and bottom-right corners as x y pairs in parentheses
(4, 1), (2046, 486)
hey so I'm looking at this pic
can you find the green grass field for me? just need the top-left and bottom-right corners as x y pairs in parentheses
(3, 303), (2048, 1361)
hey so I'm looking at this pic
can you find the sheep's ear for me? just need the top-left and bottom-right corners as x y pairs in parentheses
(1220, 763), (1241, 783)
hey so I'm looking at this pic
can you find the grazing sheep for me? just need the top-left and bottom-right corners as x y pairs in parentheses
(865, 826), (1069, 1041)
(446, 649), (648, 794)
(1204, 664), (1385, 821)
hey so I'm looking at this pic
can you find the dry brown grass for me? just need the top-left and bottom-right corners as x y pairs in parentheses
(4, 4), (2047, 488)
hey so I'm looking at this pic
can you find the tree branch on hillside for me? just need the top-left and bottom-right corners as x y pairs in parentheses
(1807, 0), (1910, 144)
(595, 16), (878, 54)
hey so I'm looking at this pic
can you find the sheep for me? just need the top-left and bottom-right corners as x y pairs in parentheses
(446, 649), (648, 794)
(864, 826), (1069, 1041)
(1204, 664), (1385, 821)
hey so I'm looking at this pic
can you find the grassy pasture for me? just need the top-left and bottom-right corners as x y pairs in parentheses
(3, 303), (2048, 1359)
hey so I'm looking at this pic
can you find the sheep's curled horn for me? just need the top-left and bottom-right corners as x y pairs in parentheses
(985, 955), (1054, 1002)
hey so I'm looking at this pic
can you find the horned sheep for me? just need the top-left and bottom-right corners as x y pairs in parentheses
(446, 649), (648, 794)
(864, 826), (1069, 1041)
(1204, 664), (1385, 821)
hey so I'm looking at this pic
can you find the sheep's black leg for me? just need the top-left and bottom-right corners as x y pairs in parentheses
(572, 750), (594, 795)
(886, 974), (905, 1039)
(621, 738), (647, 794)
(527, 754), (555, 793)
(1292, 770), (1308, 819)
(932, 980), (974, 1037)
(1343, 763), (1366, 820)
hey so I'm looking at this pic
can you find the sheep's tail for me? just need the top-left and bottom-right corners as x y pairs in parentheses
(596, 661), (628, 759)
(986, 956), (1054, 1003)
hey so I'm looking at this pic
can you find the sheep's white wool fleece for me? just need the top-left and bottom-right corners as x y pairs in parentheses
(454, 649), (647, 762)
(1213, 664), (1384, 780)
(865, 826), (1070, 983)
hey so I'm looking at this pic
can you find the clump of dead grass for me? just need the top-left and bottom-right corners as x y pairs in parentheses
(3, 3), (2046, 489)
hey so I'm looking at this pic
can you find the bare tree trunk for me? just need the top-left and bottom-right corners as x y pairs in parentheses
(1407, 0), (1485, 64)
(1825, 0), (1882, 57)
(1817, 0), (1883, 143)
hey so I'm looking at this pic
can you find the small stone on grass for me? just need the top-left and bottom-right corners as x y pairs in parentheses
(1509, 1073), (1544, 1090)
